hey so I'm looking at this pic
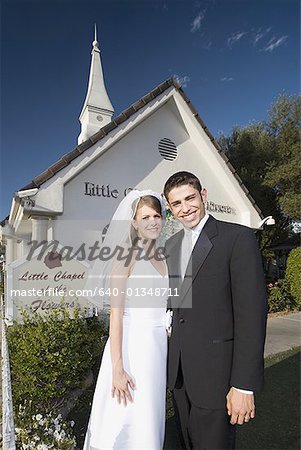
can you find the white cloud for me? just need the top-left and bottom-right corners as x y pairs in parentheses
(252, 27), (271, 45)
(174, 75), (191, 87)
(220, 77), (234, 82)
(227, 31), (248, 48)
(261, 35), (288, 52)
(202, 40), (212, 50)
(190, 11), (205, 32)
(225, 27), (287, 53)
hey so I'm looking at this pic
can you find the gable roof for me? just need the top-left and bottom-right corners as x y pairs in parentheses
(0, 77), (262, 226)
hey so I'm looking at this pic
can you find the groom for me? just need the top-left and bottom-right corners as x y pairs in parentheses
(164, 171), (267, 449)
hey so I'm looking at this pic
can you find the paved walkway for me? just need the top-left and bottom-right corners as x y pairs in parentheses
(264, 311), (301, 357)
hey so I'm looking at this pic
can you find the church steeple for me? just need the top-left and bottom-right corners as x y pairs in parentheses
(78, 26), (114, 144)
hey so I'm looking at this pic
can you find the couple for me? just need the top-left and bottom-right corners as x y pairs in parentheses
(83, 171), (268, 450)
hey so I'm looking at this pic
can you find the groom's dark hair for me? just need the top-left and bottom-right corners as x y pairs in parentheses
(164, 171), (202, 201)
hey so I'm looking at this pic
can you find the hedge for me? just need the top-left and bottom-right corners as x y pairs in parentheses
(286, 247), (301, 308)
(267, 278), (296, 313)
(8, 307), (107, 417)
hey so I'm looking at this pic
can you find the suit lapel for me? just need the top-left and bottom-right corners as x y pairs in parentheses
(179, 215), (218, 306)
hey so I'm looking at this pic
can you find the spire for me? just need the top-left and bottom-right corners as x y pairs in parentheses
(78, 27), (114, 144)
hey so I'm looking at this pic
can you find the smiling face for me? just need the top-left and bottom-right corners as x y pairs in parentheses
(167, 184), (207, 229)
(132, 204), (163, 240)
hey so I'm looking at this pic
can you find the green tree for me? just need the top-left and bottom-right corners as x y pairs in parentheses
(264, 94), (301, 221)
(218, 123), (289, 253)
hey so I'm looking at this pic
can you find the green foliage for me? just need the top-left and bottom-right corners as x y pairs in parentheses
(218, 123), (289, 253)
(166, 389), (174, 420)
(217, 123), (274, 214)
(286, 247), (301, 307)
(267, 279), (296, 313)
(264, 94), (301, 220)
(8, 308), (106, 414)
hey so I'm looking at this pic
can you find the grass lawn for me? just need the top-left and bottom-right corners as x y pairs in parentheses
(235, 347), (300, 450)
(69, 347), (300, 449)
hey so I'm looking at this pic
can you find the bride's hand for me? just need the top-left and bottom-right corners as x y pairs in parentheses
(111, 369), (136, 406)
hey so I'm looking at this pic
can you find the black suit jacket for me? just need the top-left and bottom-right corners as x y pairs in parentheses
(165, 214), (268, 409)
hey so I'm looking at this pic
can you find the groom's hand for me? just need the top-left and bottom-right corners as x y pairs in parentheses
(226, 387), (255, 425)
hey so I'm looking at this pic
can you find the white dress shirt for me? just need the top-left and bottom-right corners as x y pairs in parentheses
(181, 213), (253, 395)
(181, 213), (210, 279)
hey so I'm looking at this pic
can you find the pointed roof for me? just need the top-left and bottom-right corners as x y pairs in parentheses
(79, 25), (114, 119)
(0, 78), (263, 226)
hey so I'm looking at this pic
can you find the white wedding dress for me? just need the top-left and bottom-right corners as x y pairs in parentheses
(83, 254), (169, 450)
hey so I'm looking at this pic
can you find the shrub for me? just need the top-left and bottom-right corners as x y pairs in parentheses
(267, 279), (296, 313)
(286, 247), (301, 308)
(8, 307), (107, 414)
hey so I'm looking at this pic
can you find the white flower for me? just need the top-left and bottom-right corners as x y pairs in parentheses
(70, 420), (75, 427)
(35, 414), (43, 421)
(53, 430), (60, 440)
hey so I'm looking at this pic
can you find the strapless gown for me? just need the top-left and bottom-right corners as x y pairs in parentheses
(83, 256), (169, 449)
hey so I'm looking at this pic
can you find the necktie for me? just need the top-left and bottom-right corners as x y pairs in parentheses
(181, 229), (192, 279)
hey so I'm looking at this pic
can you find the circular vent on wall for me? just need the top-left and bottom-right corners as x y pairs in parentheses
(158, 138), (178, 161)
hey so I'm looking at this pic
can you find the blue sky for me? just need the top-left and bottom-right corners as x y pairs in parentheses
(1, 0), (299, 219)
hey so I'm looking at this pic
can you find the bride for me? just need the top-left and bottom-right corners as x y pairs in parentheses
(83, 190), (169, 450)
